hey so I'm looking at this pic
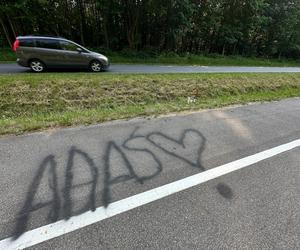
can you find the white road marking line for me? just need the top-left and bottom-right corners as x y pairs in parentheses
(1, 139), (300, 250)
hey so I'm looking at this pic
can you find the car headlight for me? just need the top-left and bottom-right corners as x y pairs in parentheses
(101, 56), (108, 62)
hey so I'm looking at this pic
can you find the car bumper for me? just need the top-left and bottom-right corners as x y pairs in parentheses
(102, 64), (110, 70)
(101, 60), (110, 70)
(17, 58), (28, 67)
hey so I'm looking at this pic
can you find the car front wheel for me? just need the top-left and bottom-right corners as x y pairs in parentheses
(29, 59), (45, 72)
(89, 60), (103, 72)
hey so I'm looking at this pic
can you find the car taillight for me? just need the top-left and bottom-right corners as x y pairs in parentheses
(13, 39), (20, 52)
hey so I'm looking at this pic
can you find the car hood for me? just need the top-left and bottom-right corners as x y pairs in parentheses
(90, 52), (107, 59)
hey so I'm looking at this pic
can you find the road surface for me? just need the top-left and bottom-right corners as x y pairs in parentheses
(0, 98), (299, 249)
(2, 63), (300, 73)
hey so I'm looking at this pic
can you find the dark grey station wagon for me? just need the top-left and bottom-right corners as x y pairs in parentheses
(13, 36), (109, 72)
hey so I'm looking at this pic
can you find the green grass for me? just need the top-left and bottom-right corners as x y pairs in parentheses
(2, 47), (300, 66)
(0, 48), (15, 62)
(1, 72), (300, 136)
(107, 52), (300, 67)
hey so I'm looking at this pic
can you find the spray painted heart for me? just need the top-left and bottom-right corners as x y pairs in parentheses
(146, 129), (206, 170)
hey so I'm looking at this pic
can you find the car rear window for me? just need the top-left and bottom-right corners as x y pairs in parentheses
(35, 39), (61, 50)
(19, 39), (35, 47)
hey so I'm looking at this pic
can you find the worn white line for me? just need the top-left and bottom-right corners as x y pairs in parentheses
(1, 139), (300, 250)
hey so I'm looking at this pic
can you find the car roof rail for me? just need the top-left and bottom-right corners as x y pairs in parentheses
(18, 35), (67, 39)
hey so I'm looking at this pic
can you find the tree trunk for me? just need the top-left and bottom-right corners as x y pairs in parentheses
(233, 43), (237, 55)
(222, 44), (226, 56)
(103, 18), (109, 49)
(78, 0), (85, 45)
(6, 15), (16, 38)
(0, 16), (12, 47)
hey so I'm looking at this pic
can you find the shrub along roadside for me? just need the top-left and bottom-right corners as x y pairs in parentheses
(0, 73), (300, 136)
(2, 48), (300, 66)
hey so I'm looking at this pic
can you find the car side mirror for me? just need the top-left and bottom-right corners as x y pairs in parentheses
(76, 47), (83, 53)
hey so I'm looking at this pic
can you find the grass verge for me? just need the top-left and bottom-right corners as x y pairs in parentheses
(0, 48), (16, 62)
(107, 53), (300, 67)
(0, 73), (300, 136)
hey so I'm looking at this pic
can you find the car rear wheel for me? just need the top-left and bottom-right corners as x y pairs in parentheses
(29, 59), (45, 72)
(89, 60), (102, 72)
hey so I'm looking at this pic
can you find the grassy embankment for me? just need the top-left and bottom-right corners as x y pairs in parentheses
(0, 73), (300, 136)
(2, 47), (300, 66)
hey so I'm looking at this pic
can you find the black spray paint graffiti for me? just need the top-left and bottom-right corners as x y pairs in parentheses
(146, 129), (206, 170)
(14, 155), (60, 238)
(63, 147), (98, 219)
(13, 128), (232, 238)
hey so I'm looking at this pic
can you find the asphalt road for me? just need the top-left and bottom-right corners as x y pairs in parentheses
(0, 98), (299, 249)
(2, 63), (300, 73)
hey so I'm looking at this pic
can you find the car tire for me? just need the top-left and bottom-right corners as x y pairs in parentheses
(29, 59), (45, 73)
(89, 60), (103, 72)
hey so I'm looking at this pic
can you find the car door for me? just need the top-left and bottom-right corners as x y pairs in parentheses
(34, 39), (65, 67)
(59, 40), (90, 67)
(18, 38), (36, 64)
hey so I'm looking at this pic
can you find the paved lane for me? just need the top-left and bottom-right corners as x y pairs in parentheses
(2, 63), (300, 73)
(110, 64), (300, 73)
(32, 149), (300, 250)
(0, 98), (299, 249)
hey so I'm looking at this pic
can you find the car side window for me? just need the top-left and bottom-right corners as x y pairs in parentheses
(19, 39), (35, 47)
(36, 39), (60, 50)
(60, 41), (79, 52)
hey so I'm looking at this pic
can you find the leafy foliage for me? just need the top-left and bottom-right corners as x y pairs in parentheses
(1, 0), (300, 58)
